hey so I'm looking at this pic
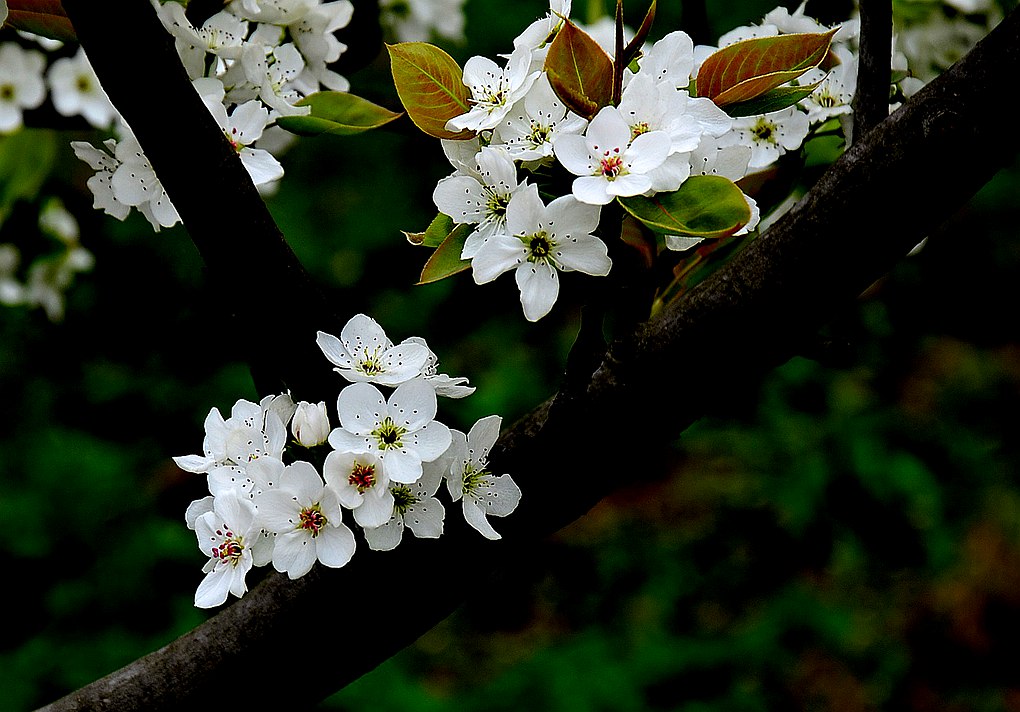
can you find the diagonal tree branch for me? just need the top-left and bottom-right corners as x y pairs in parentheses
(39, 3), (1020, 711)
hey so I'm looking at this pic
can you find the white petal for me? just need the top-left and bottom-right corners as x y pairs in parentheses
(571, 176), (613, 205)
(515, 261), (559, 322)
(409, 421), (452, 462)
(383, 448), (423, 484)
(463, 499), (501, 540)
(466, 415), (502, 459)
(553, 234), (612, 276)
(552, 133), (596, 176)
(336, 382), (387, 434)
(315, 524), (356, 568)
(471, 234), (526, 284)
(194, 565), (232, 608)
(316, 330), (352, 368)
(352, 488), (395, 528)
(363, 518), (403, 551)
(273, 530), (317, 578)
(405, 497), (445, 538)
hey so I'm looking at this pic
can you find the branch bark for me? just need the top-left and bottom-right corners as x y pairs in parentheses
(39, 3), (1020, 710)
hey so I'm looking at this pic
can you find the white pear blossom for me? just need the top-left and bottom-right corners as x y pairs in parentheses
(241, 41), (310, 117)
(629, 30), (696, 90)
(553, 105), (672, 205)
(289, 1), (354, 92)
(328, 380), (452, 484)
(0, 42), (46, 133)
(432, 145), (526, 260)
(728, 105), (810, 170)
(471, 183), (611, 322)
(446, 46), (540, 133)
(255, 460), (356, 578)
(194, 490), (261, 608)
(402, 336), (475, 398)
(316, 313), (431, 386)
(195, 77), (284, 187)
(362, 456), (446, 551)
(491, 73), (587, 164)
(46, 48), (118, 129)
(156, 3), (250, 79)
(445, 415), (521, 540)
(799, 45), (858, 125)
(110, 130), (181, 230)
(512, 0), (571, 71)
(323, 449), (393, 529)
(70, 139), (131, 221)
(173, 395), (289, 475)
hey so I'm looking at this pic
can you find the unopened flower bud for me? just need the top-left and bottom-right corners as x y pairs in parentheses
(292, 400), (330, 447)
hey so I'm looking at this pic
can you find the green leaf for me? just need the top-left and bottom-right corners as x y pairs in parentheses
(543, 18), (614, 120)
(404, 212), (454, 247)
(617, 175), (751, 238)
(0, 130), (58, 225)
(276, 91), (403, 136)
(694, 30), (836, 107)
(387, 42), (474, 140)
(722, 80), (822, 117)
(417, 223), (472, 284)
(3, 0), (76, 42)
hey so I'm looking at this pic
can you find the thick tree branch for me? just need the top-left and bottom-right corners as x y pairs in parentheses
(38, 4), (1020, 711)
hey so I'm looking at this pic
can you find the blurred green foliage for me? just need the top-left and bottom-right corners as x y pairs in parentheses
(3, 0), (1020, 710)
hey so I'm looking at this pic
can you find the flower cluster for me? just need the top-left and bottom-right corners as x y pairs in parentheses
(175, 312), (521, 608)
(0, 198), (93, 321)
(410, 1), (934, 322)
(63, 0), (354, 231)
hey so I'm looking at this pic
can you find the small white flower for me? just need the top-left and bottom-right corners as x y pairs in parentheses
(728, 105), (810, 170)
(70, 139), (131, 221)
(323, 449), (393, 528)
(432, 145), (525, 260)
(110, 130), (181, 230)
(328, 379), (452, 484)
(446, 415), (521, 540)
(379, 0), (466, 44)
(446, 46), (540, 133)
(362, 456), (446, 551)
(195, 78), (284, 186)
(0, 43), (47, 134)
(471, 183), (611, 322)
(46, 48), (118, 129)
(157, 3), (250, 79)
(402, 336), (475, 398)
(291, 400), (331, 447)
(491, 73), (587, 164)
(173, 395), (288, 475)
(194, 491), (261, 608)
(553, 105), (672, 205)
(255, 460), (356, 579)
(316, 313), (430, 386)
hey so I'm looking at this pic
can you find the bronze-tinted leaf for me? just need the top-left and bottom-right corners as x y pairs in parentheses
(544, 18), (613, 120)
(4, 0), (75, 42)
(694, 30), (836, 107)
(387, 42), (474, 140)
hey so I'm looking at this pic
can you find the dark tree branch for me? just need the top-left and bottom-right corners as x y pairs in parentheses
(851, 0), (893, 140)
(60, 0), (345, 402)
(38, 3), (1020, 711)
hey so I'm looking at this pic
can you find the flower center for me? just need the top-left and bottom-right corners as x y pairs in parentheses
(348, 462), (377, 493)
(752, 119), (776, 144)
(372, 417), (406, 450)
(298, 504), (328, 537)
(462, 464), (490, 495)
(599, 149), (625, 179)
(0, 84), (14, 101)
(357, 346), (385, 376)
(391, 484), (419, 515)
(212, 527), (245, 566)
(486, 191), (511, 220)
(630, 122), (650, 141)
(525, 231), (552, 261)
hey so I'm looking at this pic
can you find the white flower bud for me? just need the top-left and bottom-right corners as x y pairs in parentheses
(291, 400), (330, 447)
